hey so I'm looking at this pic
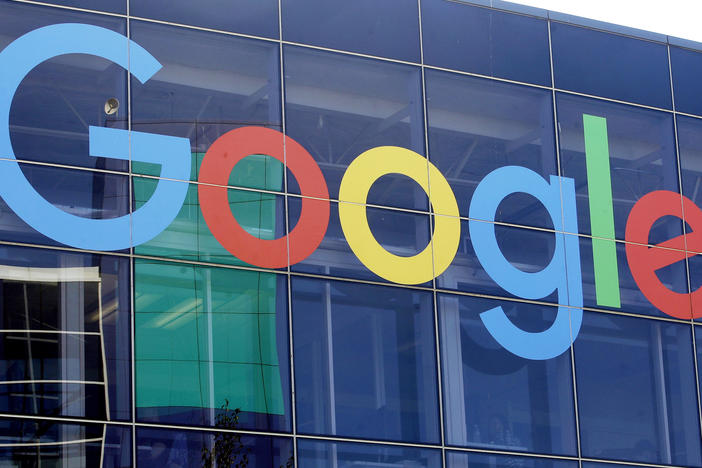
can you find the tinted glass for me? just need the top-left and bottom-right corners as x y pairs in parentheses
(130, 20), (282, 184)
(283, 46), (427, 210)
(0, 161), (129, 250)
(438, 222), (561, 304)
(575, 312), (701, 466)
(426, 69), (557, 228)
(421, 0), (550, 85)
(576, 234), (690, 319)
(689, 254), (702, 321)
(675, 115), (702, 258)
(290, 198), (432, 285)
(0, 245), (131, 421)
(551, 22), (672, 109)
(292, 277), (440, 443)
(37, 0), (125, 13)
(0, 419), (131, 467)
(130, 0), (279, 39)
(281, 0), (420, 62)
(557, 93), (680, 242)
(439, 293), (577, 455)
(134, 178), (287, 269)
(446, 450), (578, 468)
(298, 439), (441, 467)
(581, 463), (637, 468)
(136, 426), (293, 466)
(1, 2), (127, 172)
(671, 46), (702, 116)
(134, 259), (291, 432)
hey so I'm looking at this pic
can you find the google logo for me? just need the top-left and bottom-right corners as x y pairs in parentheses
(0, 24), (698, 362)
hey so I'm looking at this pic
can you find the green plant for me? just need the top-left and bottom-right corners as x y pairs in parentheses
(201, 400), (250, 468)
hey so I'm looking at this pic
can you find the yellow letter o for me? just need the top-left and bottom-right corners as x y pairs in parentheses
(338, 146), (460, 285)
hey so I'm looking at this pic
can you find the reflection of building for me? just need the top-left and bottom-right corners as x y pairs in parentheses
(3, 0), (702, 467)
(0, 265), (109, 464)
(0, 266), (107, 419)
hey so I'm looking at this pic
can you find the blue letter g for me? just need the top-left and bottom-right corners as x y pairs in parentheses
(0, 23), (190, 251)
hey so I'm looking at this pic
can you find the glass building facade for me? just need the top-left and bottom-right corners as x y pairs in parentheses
(2, 0), (702, 467)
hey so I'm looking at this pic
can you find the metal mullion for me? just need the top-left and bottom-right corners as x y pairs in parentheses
(416, 0), (447, 466)
(547, 18), (583, 464)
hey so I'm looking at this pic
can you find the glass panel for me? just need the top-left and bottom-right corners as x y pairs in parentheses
(134, 259), (291, 432)
(551, 22), (672, 109)
(0, 418), (131, 467)
(679, 118), (702, 320)
(438, 293), (577, 455)
(0, 161), (129, 250)
(298, 439), (441, 467)
(130, 0), (279, 39)
(133, 178), (286, 269)
(437, 222), (561, 304)
(38, 0), (126, 14)
(689, 253), (702, 323)
(130, 20), (282, 186)
(421, 0), (550, 85)
(281, 0), (420, 62)
(446, 450), (578, 468)
(670, 46), (702, 116)
(291, 277), (439, 443)
(0, 244), (130, 421)
(290, 198), (432, 286)
(136, 426), (293, 467)
(575, 312), (701, 466)
(557, 93), (680, 242)
(676, 115), (702, 252)
(426, 69), (557, 228)
(582, 464), (644, 468)
(283, 46), (427, 210)
(0, 1), (128, 171)
(577, 235), (690, 319)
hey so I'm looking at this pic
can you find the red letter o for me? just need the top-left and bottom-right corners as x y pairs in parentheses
(198, 127), (329, 269)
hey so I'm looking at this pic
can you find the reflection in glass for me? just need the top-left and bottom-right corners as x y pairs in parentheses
(35, 0), (126, 14)
(130, 20), (282, 184)
(298, 439), (441, 467)
(671, 46), (702, 116)
(130, 0), (279, 39)
(438, 222), (561, 305)
(290, 198), (432, 285)
(284, 46), (427, 210)
(136, 426), (293, 467)
(557, 93), (680, 242)
(0, 161), (130, 251)
(676, 115), (702, 242)
(0, 1), (128, 171)
(134, 259), (291, 432)
(582, 463), (641, 468)
(292, 277), (439, 443)
(446, 450), (578, 468)
(679, 118), (702, 320)
(133, 178), (286, 269)
(576, 234), (689, 319)
(551, 22), (672, 109)
(439, 294), (577, 456)
(0, 245), (130, 421)
(421, 0), (551, 85)
(426, 69), (557, 228)
(0, 418), (131, 467)
(575, 312), (701, 466)
(281, 0), (420, 62)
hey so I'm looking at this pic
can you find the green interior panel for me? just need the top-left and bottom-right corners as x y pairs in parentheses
(134, 151), (286, 416)
(135, 260), (284, 415)
(132, 153), (284, 265)
(132, 151), (284, 190)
